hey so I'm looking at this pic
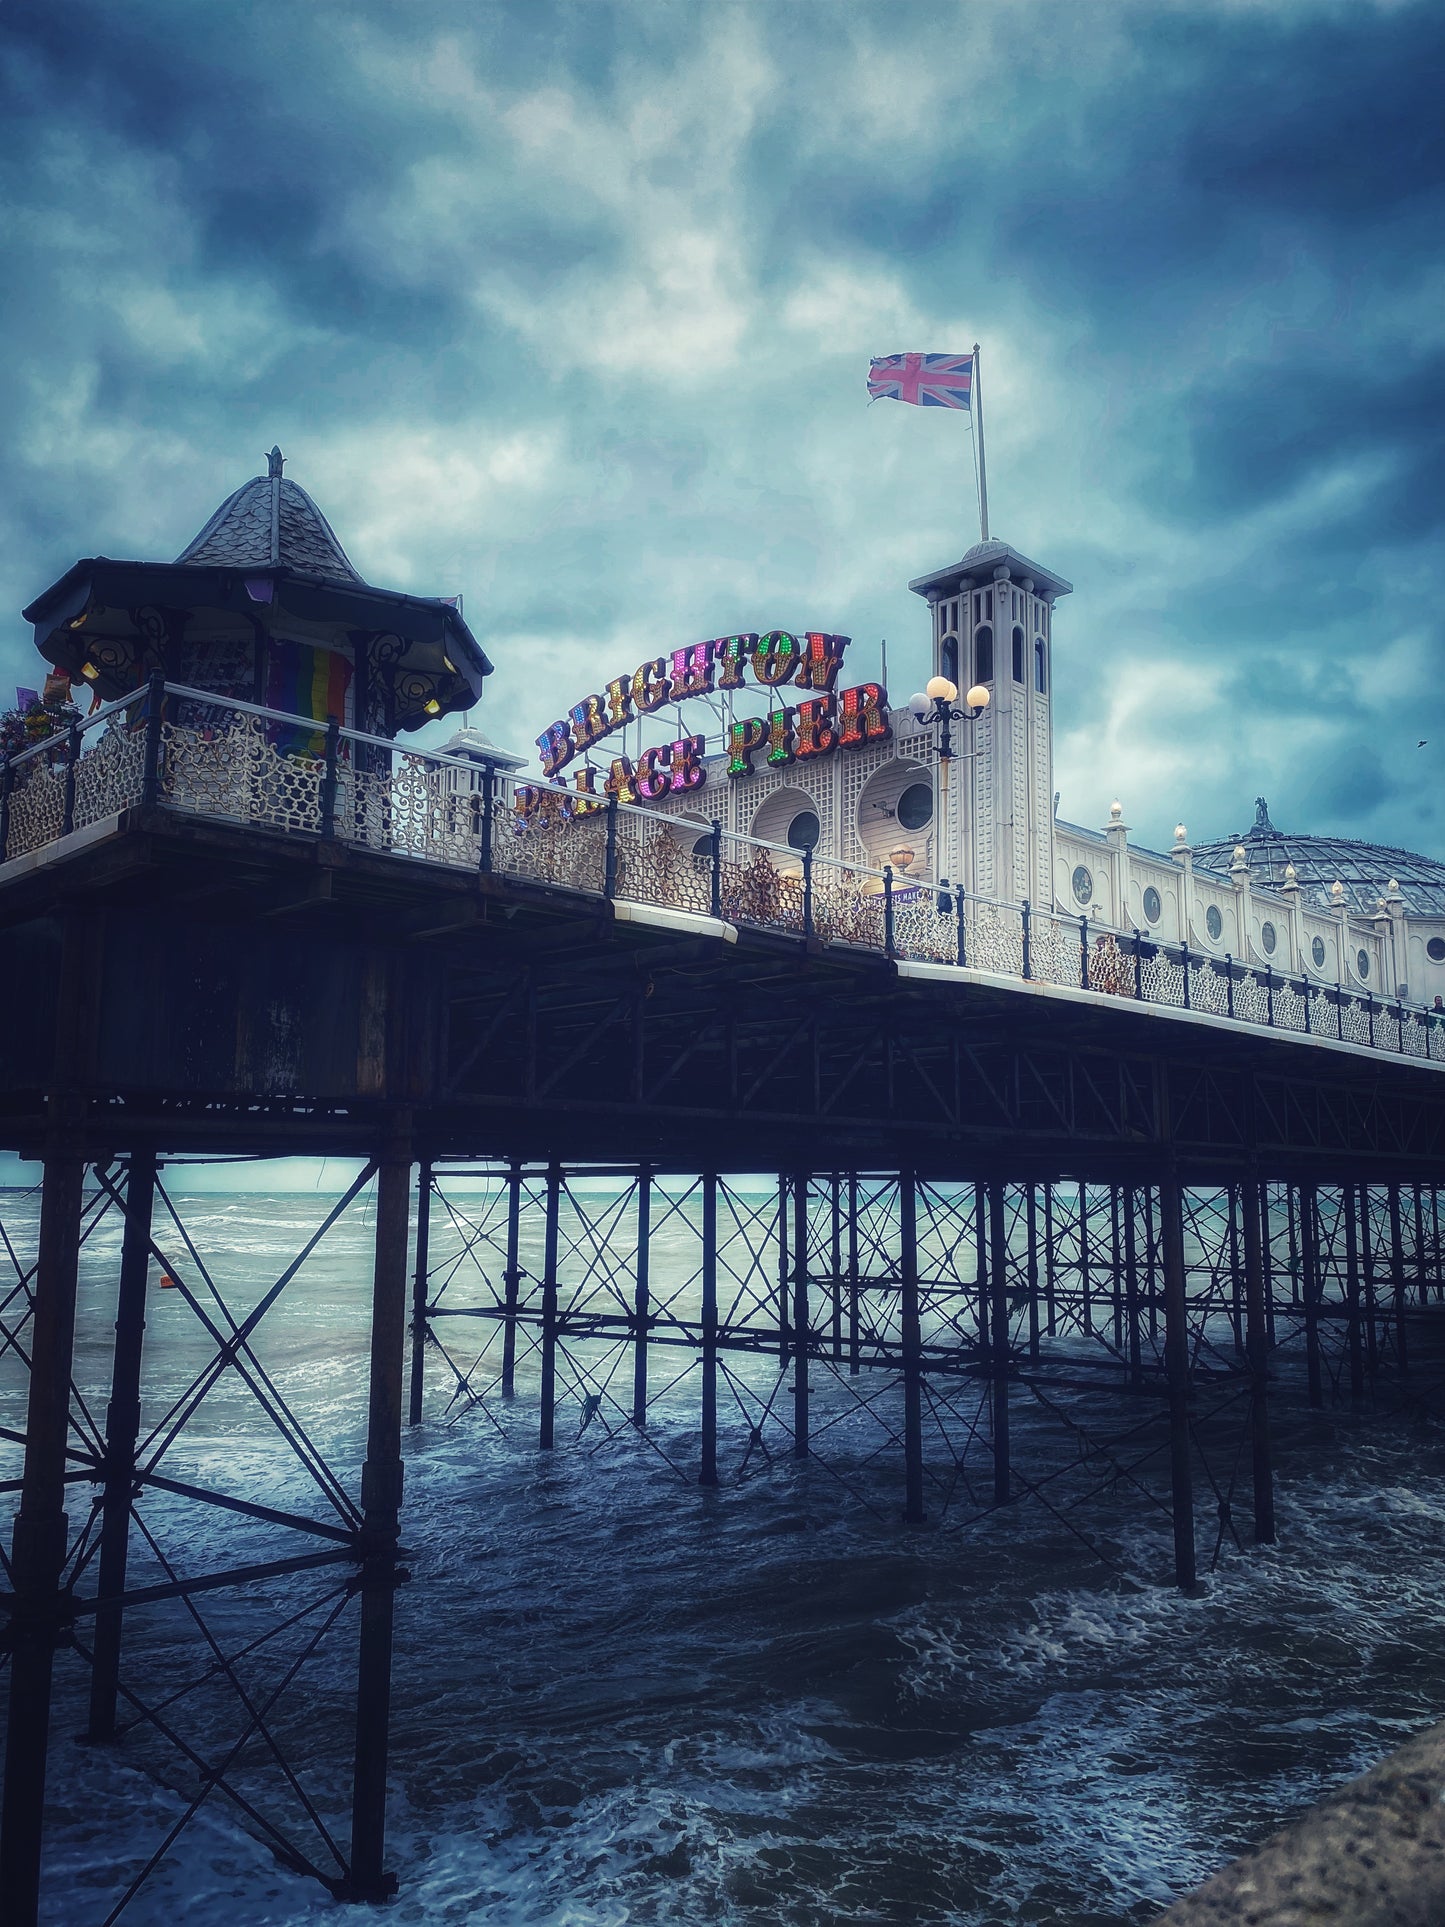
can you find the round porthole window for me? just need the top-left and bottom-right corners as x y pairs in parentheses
(1142, 885), (1162, 924)
(1205, 904), (1223, 942)
(1357, 949), (1370, 981)
(1261, 921), (1277, 955)
(787, 810), (820, 852)
(1311, 935), (1327, 968)
(1071, 864), (1093, 905)
(1428, 937), (1445, 963)
(896, 782), (934, 832)
(691, 834), (711, 857)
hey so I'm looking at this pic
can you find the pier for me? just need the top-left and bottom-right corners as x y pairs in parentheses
(2, 676), (1444, 1918)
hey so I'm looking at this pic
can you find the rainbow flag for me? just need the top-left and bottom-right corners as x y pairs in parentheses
(265, 640), (352, 756)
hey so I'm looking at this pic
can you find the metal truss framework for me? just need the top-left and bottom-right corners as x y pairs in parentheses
(1, 1149), (1443, 1923)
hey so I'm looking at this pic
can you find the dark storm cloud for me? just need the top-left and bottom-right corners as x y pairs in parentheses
(2, 0), (1443, 859)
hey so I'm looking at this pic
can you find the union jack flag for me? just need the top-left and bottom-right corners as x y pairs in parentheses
(867, 353), (973, 408)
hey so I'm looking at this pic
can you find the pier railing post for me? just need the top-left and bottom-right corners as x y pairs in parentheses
(900, 1169), (925, 1524)
(709, 819), (722, 920)
(320, 716), (339, 839)
(1159, 1169), (1198, 1590)
(603, 792), (619, 901)
(407, 1160), (432, 1427)
(346, 1129), (412, 1902)
(86, 1148), (157, 1742)
(141, 669), (165, 807)
(0, 751), (12, 861)
(479, 764), (495, 875)
(61, 716), (81, 837)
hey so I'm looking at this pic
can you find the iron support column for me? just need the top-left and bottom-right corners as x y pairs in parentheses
(1241, 1175), (1275, 1546)
(900, 1170), (925, 1524)
(1344, 1184), (1364, 1403)
(539, 1161), (561, 1449)
(700, 1173), (718, 1487)
(346, 1135), (412, 1902)
(501, 1160), (522, 1400)
(987, 1180), (1010, 1505)
(1159, 1171), (1197, 1590)
(0, 1146), (86, 1923)
(1301, 1182), (1324, 1408)
(631, 1168), (651, 1430)
(406, 1160), (432, 1427)
(1389, 1183), (1410, 1375)
(792, 1173), (809, 1459)
(86, 1149), (157, 1743)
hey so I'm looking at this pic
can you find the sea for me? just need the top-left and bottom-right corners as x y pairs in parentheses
(2, 1176), (1444, 1927)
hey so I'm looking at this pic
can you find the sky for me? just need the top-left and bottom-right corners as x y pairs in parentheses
(3, 0), (1444, 855)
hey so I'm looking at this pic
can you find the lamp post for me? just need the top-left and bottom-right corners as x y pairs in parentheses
(907, 676), (990, 795)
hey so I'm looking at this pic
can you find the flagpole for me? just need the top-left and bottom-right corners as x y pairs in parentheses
(973, 340), (989, 543)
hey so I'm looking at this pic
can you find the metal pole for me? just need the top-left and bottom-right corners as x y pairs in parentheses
(1123, 1183), (1142, 1388)
(0, 1148), (86, 1921)
(1301, 1182), (1324, 1408)
(777, 1175), (791, 1365)
(700, 1173), (718, 1487)
(1389, 1183), (1410, 1375)
(1360, 1185), (1380, 1382)
(1159, 1170), (1197, 1590)
(972, 340), (989, 542)
(346, 1135), (412, 1901)
(631, 1167), (652, 1430)
(1241, 1175), (1276, 1545)
(1043, 1184), (1057, 1337)
(830, 1174), (843, 1361)
(1025, 1184), (1040, 1363)
(539, 1161), (560, 1449)
(792, 1173), (809, 1458)
(1078, 1181), (1092, 1335)
(900, 1170), (925, 1524)
(500, 1160), (522, 1400)
(406, 1160), (432, 1427)
(1344, 1184), (1365, 1403)
(86, 1149), (157, 1742)
(987, 1180), (1010, 1505)
(847, 1173), (860, 1375)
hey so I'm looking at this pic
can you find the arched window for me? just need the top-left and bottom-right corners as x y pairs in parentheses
(1034, 637), (1047, 692)
(940, 635), (958, 687)
(974, 625), (993, 683)
(1011, 625), (1025, 682)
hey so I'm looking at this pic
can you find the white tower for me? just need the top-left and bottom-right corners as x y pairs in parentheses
(909, 540), (1072, 909)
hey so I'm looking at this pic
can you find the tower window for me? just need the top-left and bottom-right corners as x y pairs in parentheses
(984, 589), (992, 620)
(1034, 638), (1047, 692)
(1012, 626), (1025, 682)
(974, 625), (993, 683)
(941, 635), (958, 687)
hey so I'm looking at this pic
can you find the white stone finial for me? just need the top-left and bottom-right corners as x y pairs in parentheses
(1285, 863), (1297, 882)
(1174, 823), (1188, 845)
(1109, 800), (1123, 821)
(1387, 877), (1401, 896)
(1330, 880), (1345, 904)
(1231, 843), (1249, 873)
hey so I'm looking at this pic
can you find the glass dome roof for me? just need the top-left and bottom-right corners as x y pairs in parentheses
(1191, 799), (1445, 917)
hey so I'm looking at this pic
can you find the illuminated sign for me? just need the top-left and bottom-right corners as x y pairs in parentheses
(519, 630), (891, 820)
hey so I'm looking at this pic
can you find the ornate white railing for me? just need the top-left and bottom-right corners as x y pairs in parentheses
(3, 678), (1443, 1065)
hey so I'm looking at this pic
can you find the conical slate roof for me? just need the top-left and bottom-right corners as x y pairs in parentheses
(175, 447), (363, 583)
